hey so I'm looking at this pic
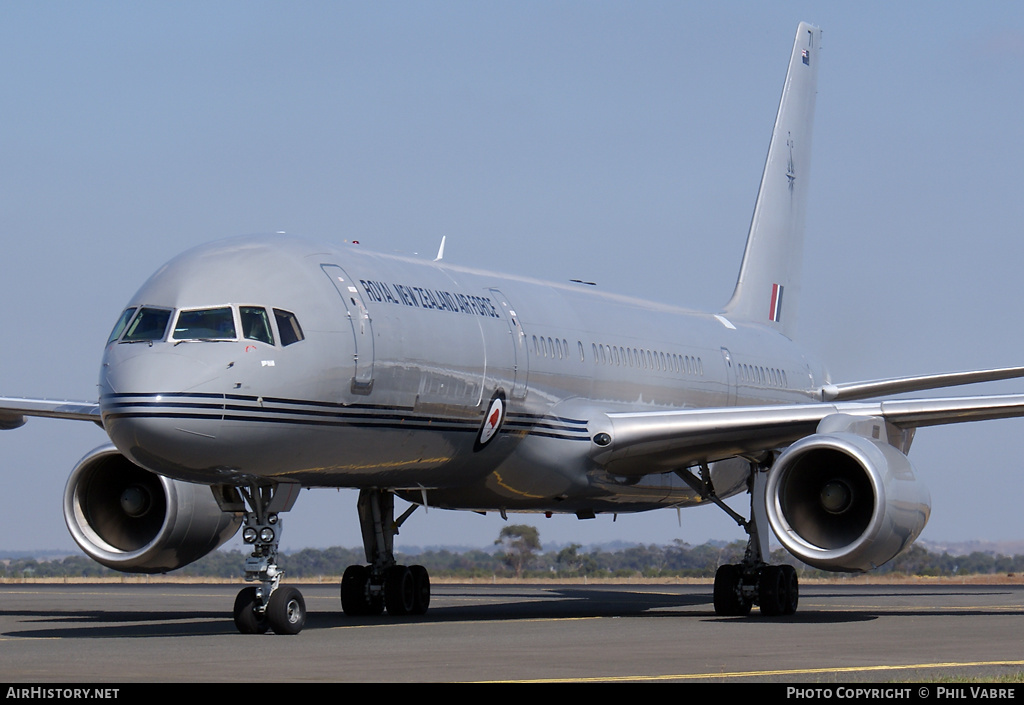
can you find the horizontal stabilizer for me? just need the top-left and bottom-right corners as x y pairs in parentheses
(820, 366), (1024, 401)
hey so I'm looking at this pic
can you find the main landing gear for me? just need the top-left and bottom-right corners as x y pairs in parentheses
(340, 489), (431, 617)
(713, 560), (799, 617)
(231, 482), (308, 635)
(676, 460), (799, 617)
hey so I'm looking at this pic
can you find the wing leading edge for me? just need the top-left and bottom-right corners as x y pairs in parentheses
(588, 393), (1024, 477)
(0, 397), (101, 430)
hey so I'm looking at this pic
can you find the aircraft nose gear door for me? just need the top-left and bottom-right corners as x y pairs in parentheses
(322, 264), (375, 394)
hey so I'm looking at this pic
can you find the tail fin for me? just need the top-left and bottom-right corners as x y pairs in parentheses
(723, 22), (821, 339)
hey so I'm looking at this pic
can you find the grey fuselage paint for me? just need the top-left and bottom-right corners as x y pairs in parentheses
(99, 234), (828, 515)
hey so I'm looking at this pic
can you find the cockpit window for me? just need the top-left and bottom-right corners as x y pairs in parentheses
(122, 307), (172, 342)
(107, 308), (137, 344)
(240, 306), (274, 346)
(172, 307), (236, 340)
(274, 309), (305, 346)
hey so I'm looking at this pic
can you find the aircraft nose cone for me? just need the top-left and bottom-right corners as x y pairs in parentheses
(100, 349), (229, 479)
(101, 349), (224, 396)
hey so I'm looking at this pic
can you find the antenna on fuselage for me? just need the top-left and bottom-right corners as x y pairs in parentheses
(433, 236), (446, 262)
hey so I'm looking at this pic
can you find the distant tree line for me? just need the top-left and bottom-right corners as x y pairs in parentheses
(2, 533), (1022, 580)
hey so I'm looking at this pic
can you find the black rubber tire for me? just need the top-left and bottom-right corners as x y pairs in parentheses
(233, 586), (269, 634)
(341, 564), (370, 616)
(713, 564), (750, 616)
(383, 565), (415, 616)
(780, 564), (799, 615)
(758, 565), (786, 617)
(267, 586), (306, 635)
(409, 564), (430, 615)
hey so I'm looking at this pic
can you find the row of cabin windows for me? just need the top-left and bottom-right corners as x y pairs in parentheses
(530, 334), (704, 377)
(737, 362), (788, 389)
(529, 331), (786, 388)
(532, 335), (580, 361)
(592, 342), (703, 376)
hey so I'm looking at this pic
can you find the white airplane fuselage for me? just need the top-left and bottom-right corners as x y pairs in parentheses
(99, 234), (828, 515)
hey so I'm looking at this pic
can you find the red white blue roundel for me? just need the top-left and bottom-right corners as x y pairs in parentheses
(475, 392), (506, 450)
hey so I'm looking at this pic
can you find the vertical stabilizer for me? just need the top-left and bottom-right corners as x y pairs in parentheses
(723, 22), (821, 339)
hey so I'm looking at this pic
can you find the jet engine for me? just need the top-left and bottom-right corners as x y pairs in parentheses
(64, 445), (241, 573)
(765, 417), (931, 572)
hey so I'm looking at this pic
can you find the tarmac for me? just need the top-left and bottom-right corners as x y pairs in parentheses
(1, 581), (1022, 683)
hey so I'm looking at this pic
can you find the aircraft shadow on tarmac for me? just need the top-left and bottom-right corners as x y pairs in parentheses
(0, 585), (902, 639)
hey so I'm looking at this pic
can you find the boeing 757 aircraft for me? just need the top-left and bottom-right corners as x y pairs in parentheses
(5, 22), (1024, 634)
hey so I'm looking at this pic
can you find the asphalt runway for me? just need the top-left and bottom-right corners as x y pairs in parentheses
(1, 582), (1022, 683)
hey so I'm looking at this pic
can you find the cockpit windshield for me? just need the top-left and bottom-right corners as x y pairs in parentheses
(274, 309), (305, 346)
(240, 306), (274, 345)
(107, 308), (136, 345)
(122, 307), (172, 342)
(109, 304), (303, 346)
(172, 307), (236, 340)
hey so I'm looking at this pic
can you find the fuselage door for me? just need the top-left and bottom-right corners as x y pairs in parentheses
(322, 264), (375, 393)
(720, 347), (737, 406)
(488, 288), (528, 400)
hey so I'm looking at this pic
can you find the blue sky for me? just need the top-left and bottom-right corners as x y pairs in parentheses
(2, 2), (1023, 553)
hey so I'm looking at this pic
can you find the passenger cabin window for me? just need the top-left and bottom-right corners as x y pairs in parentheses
(122, 307), (172, 342)
(173, 307), (236, 340)
(274, 309), (305, 346)
(240, 306), (274, 345)
(107, 308), (136, 344)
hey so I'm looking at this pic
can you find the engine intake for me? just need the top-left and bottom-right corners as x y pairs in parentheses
(64, 445), (241, 573)
(766, 426), (930, 572)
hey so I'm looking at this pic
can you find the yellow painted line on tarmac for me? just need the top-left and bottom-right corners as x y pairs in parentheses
(0, 635), (60, 641)
(473, 660), (1024, 683)
(800, 603), (1024, 612)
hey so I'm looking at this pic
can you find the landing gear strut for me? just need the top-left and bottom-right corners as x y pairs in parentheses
(340, 488), (430, 617)
(231, 482), (307, 634)
(677, 460), (799, 617)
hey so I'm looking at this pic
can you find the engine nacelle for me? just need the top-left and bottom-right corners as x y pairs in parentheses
(765, 428), (931, 572)
(64, 445), (241, 573)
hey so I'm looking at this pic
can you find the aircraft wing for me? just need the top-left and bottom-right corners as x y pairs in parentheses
(0, 397), (102, 430)
(588, 393), (1024, 476)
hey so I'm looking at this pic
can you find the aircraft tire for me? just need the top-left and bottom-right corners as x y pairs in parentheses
(409, 564), (430, 615)
(341, 564), (370, 616)
(267, 586), (306, 635)
(713, 564), (750, 616)
(233, 587), (269, 635)
(781, 565), (799, 615)
(757, 566), (786, 616)
(384, 565), (416, 616)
